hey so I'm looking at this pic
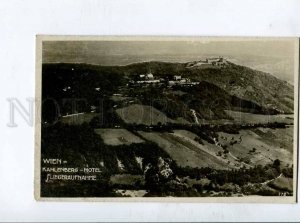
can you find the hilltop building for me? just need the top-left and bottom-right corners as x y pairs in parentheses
(130, 72), (199, 87)
(133, 72), (160, 84)
(186, 56), (227, 68)
(146, 73), (154, 80)
(168, 75), (198, 86)
(174, 75), (182, 81)
(207, 57), (226, 66)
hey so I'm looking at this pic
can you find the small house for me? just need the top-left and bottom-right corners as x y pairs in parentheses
(146, 73), (154, 80)
(174, 75), (181, 81)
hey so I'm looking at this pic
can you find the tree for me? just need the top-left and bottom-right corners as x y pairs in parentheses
(273, 159), (281, 172)
(273, 159), (281, 168)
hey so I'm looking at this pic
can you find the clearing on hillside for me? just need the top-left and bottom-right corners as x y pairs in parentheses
(172, 130), (242, 168)
(116, 104), (175, 125)
(198, 111), (294, 125)
(217, 127), (293, 167)
(94, 128), (144, 145)
(225, 110), (294, 124)
(268, 175), (293, 192)
(138, 131), (232, 170)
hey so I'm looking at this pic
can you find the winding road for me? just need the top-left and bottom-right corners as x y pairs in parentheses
(190, 109), (199, 124)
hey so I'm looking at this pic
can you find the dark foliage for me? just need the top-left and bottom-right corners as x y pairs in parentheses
(42, 63), (126, 122)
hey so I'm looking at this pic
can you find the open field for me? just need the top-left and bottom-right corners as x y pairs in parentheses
(61, 112), (99, 125)
(252, 127), (294, 153)
(110, 95), (132, 102)
(116, 104), (176, 125)
(225, 110), (294, 124)
(198, 111), (294, 125)
(138, 131), (232, 170)
(268, 175), (293, 192)
(140, 128), (293, 170)
(172, 130), (243, 168)
(217, 126), (293, 167)
(94, 128), (144, 145)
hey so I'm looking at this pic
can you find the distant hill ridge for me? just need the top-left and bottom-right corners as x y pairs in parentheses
(42, 59), (294, 115)
(122, 60), (293, 114)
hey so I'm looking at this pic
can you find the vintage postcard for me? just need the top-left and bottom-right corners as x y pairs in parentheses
(35, 36), (298, 202)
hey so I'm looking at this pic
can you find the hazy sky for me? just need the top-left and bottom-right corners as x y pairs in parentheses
(43, 39), (296, 83)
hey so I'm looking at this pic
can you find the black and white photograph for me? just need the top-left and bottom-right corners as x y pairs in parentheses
(3, 0), (300, 221)
(35, 37), (298, 201)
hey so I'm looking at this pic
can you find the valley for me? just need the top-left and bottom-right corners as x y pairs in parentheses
(41, 58), (295, 198)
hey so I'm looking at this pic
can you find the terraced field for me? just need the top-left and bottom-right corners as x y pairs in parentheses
(139, 127), (293, 170)
(217, 126), (293, 167)
(138, 131), (232, 170)
(172, 130), (243, 168)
